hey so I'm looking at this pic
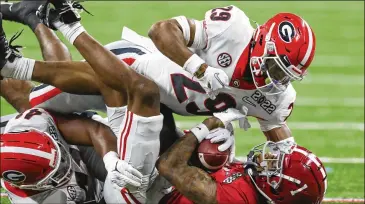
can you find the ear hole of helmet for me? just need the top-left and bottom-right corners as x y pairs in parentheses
(259, 35), (263, 46)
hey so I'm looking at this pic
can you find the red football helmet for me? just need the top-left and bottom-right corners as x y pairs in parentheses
(249, 13), (316, 95)
(245, 141), (327, 204)
(0, 129), (72, 190)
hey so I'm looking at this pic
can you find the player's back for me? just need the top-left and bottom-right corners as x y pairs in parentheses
(159, 163), (259, 204)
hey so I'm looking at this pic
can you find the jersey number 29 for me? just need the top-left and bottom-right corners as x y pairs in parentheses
(171, 74), (236, 115)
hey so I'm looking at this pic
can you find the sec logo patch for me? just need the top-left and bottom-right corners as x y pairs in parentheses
(2, 170), (26, 183)
(217, 53), (232, 68)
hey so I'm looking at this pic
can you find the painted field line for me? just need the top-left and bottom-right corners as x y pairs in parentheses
(312, 55), (364, 68)
(296, 97), (363, 107)
(176, 121), (364, 131)
(301, 74), (364, 85)
(236, 157), (364, 164)
(323, 198), (365, 203)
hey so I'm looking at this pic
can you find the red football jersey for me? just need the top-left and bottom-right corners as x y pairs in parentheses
(159, 163), (260, 204)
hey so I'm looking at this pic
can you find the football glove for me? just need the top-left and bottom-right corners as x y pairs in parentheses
(205, 123), (236, 163)
(213, 106), (251, 131)
(103, 151), (142, 188)
(197, 66), (229, 100)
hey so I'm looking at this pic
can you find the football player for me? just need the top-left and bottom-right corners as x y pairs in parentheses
(105, 115), (327, 204)
(0, 1), (167, 202)
(0, 1), (315, 146)
(154, 116), (327, 204)
(0, 83), (143, 203)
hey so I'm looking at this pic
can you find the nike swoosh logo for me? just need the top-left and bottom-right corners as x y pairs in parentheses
(9, 4), (13, 12)
(242, 96), (256, 107)
(214, 73), (225, 86)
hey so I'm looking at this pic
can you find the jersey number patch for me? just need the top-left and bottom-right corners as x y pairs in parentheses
(210, 6), (233, 21)
(171, 74), (236, 115)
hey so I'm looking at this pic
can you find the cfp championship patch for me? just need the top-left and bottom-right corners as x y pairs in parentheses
(278, 21), (296, 43)
(217, 52), (232, 68)
(2, 170), (26, 183)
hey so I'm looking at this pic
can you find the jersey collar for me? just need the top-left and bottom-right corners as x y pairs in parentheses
(229, 39), (265, 90)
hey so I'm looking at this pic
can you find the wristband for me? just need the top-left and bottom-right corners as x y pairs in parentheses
(103, 151), (119, 171)
(190, 123), (210, 142)
(183, 54), (205, 75)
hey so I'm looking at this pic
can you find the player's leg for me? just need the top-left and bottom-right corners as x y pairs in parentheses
(0, 78), (34, 112)
(42, 2), (164, 202)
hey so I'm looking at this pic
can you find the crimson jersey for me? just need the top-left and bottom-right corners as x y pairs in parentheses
(159, 163), (260, 204)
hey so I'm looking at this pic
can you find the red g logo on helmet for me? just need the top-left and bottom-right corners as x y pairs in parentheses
(278, 21), (296, 43)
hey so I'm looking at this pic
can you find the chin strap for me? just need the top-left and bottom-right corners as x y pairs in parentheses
(244, 150), (275, 204)
(247, 169), (275, 204)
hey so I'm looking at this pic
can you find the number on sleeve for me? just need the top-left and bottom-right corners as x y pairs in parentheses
(210, 6), (233, 21)
(171, 74), (236, 115)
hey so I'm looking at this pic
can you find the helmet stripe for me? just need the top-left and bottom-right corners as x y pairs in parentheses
(294, 148), (327, 194)
(298, 20), (314, 69)
(1, 146), (54, 161)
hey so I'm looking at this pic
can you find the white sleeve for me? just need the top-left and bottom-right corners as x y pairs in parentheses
(172, 5), (247, 50)
(171, 16), (207, 50)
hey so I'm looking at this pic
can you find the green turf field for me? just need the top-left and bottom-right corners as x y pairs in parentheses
(1, 1), (364, 203)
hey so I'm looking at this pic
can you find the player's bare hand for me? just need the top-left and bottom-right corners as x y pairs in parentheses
(103, 151), (143, 188)
(197, 66), (229, 100)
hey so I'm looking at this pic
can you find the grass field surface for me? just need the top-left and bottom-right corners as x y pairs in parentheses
(1, 1), (364, 203)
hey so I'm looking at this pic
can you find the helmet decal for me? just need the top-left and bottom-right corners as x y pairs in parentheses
(278, 21), (296, 43)
(2, 170), (26, 183)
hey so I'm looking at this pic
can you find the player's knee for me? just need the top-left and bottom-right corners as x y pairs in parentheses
(130, 78), (160, 108)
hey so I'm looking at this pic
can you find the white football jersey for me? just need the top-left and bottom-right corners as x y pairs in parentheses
(1, 108), (103, 204)
(193, 5), (254, 80)
(125, 5), (296, 131)
(26, 6), (296, 133)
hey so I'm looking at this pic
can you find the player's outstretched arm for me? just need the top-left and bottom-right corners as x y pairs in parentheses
(157, 117), (224, 204)
(263, 124), (293, 142)
(51, 112), (117, 156)
(149, 17), (229, 99)
(52, 111), (143, 187)
(148, 18), (197, 67)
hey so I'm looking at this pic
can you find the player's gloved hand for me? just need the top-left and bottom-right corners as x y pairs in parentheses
(103, 151), (142, 189)
(197, 66), (229, 100)
(205, 123), (236, 163)
(213, 106), (251, 131)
